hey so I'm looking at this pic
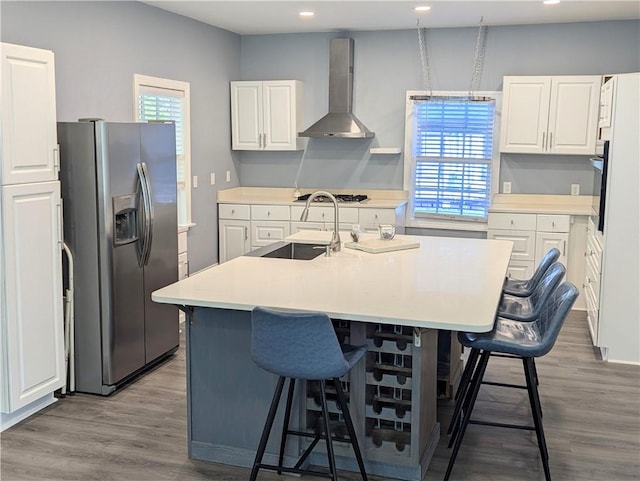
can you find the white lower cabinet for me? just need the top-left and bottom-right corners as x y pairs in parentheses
(219, 220), (251, 262)
(218, 202), (405, 263)
(1, 181), (65, 414)
(488, 212), (571, 281)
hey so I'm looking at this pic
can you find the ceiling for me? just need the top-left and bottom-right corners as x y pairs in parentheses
(141, 1), (640, 35)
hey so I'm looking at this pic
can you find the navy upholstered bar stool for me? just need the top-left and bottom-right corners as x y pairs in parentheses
(249, 306), (368, 481)
(448, 261), (566, 435)
(503, 247), (560, 297)
(444, 282), (579, 481)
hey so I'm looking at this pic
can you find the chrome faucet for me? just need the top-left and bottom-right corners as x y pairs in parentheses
(300, 191), (341, 253)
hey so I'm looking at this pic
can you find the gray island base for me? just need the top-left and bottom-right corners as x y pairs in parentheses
(186, 306), (440, 481)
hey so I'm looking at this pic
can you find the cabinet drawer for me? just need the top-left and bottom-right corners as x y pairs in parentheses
(291, 205), (334, 222)
(487, 229), (536, 262)
(252, 221), (291, 246)
(536, 214), (570, 232)
(219, 203), (250, 220)
(251, 204), (290, 221)
(359, 208), (396, 227)
(487, 213), (537, 231)
(586, 234), (603, 271)
(339, 207), (359, 224)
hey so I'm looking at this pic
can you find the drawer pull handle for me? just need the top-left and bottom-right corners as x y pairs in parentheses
(232, 209), (235, 214)
(510, 219), (514, 225)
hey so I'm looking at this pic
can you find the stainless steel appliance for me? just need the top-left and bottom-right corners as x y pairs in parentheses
(57, 120), (179, 395)
(591, 140), (610, 233)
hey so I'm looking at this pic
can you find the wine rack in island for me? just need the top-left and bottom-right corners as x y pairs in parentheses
(303, 320), (439, 481)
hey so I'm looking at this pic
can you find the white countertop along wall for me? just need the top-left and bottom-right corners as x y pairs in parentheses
(217, 187), (408, 209)
(153, 234), (512, 333)
(489, 194), (593, 216)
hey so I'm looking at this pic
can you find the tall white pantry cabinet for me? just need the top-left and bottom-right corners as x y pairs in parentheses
(0, 42), (65, 430)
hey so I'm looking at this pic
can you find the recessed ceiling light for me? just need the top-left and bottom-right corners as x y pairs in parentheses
(415, 6), (431, 13)
(543, 0), (560, 4)
(299, 11), (315, 18)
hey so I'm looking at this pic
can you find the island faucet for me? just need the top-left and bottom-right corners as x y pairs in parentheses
(300, 191), (341, 253)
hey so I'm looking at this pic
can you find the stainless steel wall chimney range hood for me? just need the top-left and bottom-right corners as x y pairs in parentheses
(299, 38), (374, 138)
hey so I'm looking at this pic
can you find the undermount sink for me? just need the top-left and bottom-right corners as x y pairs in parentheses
(246, 242), (327, 260)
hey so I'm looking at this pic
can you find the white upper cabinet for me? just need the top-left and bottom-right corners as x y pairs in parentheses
(500, 75), (601, 155)
(1, 42), (58, 185)
(231, 80), (304, 151)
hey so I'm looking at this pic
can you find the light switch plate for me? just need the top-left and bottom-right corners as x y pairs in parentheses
(226, 171), (231, 182)
(571, 184), (580, 195)
(210, 173), (216, 185)
(503, 181), (512, 194)
(193, 175), (198, 188)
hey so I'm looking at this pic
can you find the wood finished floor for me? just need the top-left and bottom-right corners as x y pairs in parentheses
(1, 311), (639, 481)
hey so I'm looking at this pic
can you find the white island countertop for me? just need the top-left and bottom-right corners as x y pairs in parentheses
(153, 234), (512, 333)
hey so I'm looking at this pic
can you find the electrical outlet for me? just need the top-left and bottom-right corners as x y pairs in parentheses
(210, 173), (216, 185)
(571, 184), (580, 195)
(503, 181), (512, 194)
(226, 170), (231, 182)
(193, 175), (198, 188)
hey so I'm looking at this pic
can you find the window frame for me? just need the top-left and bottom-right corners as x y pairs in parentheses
(133, 74), (193, 228)
(402, 90), (501, 231)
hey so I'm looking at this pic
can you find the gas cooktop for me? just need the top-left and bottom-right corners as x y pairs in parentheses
(296, 193), (368, 203)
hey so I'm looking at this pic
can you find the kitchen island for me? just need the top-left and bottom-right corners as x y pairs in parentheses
(152, 234), (511, 480)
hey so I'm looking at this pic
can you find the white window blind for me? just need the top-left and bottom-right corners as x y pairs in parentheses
(411, 97), (495, 221)
(134, 75), (191, 226)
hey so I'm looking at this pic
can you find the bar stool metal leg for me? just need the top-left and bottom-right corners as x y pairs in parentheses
(444, 351), (491, 481)
(447, 347), (480, 435)
(318, 380), (338, 481)
(523, 357), (552, 481)
(278, 377), (296, 473)
(250, 376), (286, 481)
(334, 378), (368, 481)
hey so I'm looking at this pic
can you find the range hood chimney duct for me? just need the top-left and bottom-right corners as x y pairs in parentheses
(299, 38), (374, 138)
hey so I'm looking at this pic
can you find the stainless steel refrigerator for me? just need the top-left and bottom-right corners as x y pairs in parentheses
(58, 120), (179, 395)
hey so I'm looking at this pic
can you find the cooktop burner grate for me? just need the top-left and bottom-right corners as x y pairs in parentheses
(296, 193), (368, 203)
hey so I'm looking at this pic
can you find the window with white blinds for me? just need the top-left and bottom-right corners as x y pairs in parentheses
(134, 74), (191, 226)
(410, 97), (496, 221)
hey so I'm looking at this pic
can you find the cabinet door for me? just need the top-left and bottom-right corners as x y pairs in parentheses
(219, 220), (250, 262)
(1, 181), (64, 412)
(548, 76), (601, 155)
(487, 229), (536, 262)
(1, 43), (58, 185)
(230, 81), (262, 150)
(535, 231), (569, 266)
(506, 261), (535, 281)
(263, 81), (301, 151)
(500, 76), (551, 154)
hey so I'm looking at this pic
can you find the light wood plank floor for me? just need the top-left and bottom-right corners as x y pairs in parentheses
(1, 311), (639, 481)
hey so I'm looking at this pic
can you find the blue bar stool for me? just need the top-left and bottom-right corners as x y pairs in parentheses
(249, 306), (368, 481)
(503, 247), (560, 297)
(448, 261), (566, 436)
(444, 282), (579, 481)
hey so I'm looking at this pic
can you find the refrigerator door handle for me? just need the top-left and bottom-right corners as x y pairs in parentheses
(136, 163), (151, 267)
(140, 162), (154, 266)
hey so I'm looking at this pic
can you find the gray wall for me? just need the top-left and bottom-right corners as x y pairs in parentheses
(238, 21), (640, 195)
(1, 1), (241, 271)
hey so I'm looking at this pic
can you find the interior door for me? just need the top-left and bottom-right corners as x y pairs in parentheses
(140, 123), (179, 363)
